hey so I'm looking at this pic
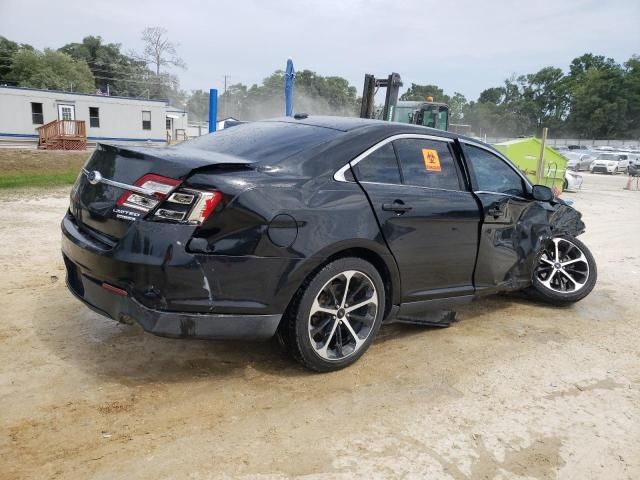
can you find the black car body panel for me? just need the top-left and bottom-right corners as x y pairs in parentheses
(62, 116), (586, 340)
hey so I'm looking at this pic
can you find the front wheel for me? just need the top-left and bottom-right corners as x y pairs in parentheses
(530, 235), (597, 305)
(279, 257), (385, 372)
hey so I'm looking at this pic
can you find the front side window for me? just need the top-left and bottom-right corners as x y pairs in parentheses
(393, 138), (462, 190)
(142, 111), (151, 130)
(31, 103), (44, 124)
(464, 144), (526, 197)
(89, 107), (100, 128)
(353, 142), (402, 185)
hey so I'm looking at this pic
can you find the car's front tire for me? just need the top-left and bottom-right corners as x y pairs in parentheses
(278, 257), (385, 372)
(529, 235), (597, 305)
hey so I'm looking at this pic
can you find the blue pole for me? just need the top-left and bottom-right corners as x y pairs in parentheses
(208, 88), (218, 133)
(284, 58), (295, 117)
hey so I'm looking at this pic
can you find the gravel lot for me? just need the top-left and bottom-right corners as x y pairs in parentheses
(1, 172), (638, 479)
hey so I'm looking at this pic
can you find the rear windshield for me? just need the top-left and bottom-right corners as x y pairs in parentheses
(182, 121), (342, 163)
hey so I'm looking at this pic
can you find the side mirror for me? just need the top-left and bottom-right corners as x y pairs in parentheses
(531, 184), (554, 202)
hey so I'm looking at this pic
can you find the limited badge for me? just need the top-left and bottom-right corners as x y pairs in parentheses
(422, 149), (441, 172)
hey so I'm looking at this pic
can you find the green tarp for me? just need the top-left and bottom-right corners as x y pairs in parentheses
(493, 138), (566, 189)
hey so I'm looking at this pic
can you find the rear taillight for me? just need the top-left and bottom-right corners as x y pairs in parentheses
(117, 174), (181, 212)
(154, 189), (223, 224)
(116, 174), (223, 225)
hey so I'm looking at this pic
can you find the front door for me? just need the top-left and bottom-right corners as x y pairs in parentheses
(461, 141), (535, 292)
(352, 135), (480, 303)
(57, 104), (75, 121)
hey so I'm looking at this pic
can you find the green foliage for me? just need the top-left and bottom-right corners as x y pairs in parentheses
(59, 36), (149, 97)
(0, 36), (20, 82)
(8, 48), (95, 93)
(459, 53), (639, 138)
(186, 89), (210, 122)
(218, 69), (359, 120)
(400, 83), (447, 102)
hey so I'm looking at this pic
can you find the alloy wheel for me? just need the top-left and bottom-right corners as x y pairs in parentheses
(535, 237), (590, 294)
(308, 270), (378, 361)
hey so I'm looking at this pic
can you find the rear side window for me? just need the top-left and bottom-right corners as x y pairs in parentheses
(464, 145), (525, 197)
(393, 138), (462, 190)
(353, 142), (401, 184)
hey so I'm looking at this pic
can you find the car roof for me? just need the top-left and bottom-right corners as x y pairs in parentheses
(262, 115), (462, 140)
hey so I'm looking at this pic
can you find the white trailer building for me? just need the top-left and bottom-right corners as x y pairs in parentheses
(0, 86), (185, 147)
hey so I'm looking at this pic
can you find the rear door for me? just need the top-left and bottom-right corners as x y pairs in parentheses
(460, 141), (534, 292)
(350, 134), (480, 303)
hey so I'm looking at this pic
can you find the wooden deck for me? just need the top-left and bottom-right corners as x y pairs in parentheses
(37, 120), (87, 150)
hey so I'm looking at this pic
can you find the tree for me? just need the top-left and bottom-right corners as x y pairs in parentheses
(623, 56), (640, 137)
(0, 36), (19, 83)
(518, 67), (569, 133)
(448, 92), (467, 123)
(216, 69), (359, 120)
(133, 27), (186, 100)
(400, 83), (448, 103)
(136, 27), (186, 76)
(8, 48), (95, 92)
(565, 55), (627, 137)
(186, 89), (210, 122)
(59, 35), (149, 97)
(569, 53), (619, 78)
(478, 87), (504, 105)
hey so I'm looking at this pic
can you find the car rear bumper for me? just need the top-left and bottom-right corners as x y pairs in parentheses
(60, 212), (300, 339)
(64, 266), (281, 339)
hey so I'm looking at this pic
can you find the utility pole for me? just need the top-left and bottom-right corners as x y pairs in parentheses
(223, 75), (229, 118)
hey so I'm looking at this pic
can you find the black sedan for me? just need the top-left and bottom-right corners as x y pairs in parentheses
(62, 116), (597, 372)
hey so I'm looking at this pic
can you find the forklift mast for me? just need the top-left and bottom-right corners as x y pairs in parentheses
(360, 73), (403, 121)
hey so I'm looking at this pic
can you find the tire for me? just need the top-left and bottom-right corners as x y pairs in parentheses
(529, 235), (597, 305)
(278, 257), (385, 372)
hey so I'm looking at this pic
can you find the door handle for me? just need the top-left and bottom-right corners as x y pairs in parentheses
(487, 205), (506, 217)
(382, 201), (413, 214)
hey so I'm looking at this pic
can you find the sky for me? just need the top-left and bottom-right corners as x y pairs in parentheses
(1, 0), (639, 101)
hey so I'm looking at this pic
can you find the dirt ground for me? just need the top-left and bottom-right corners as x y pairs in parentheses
(0, 149), (88, 174)
(0, 173), (638, 479)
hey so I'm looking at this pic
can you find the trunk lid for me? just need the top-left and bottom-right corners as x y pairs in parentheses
(70, 143), (253, 241)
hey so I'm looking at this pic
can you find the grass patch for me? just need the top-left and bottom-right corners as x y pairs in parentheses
(0, 170), (79, 189)
(0, 149), (88, 189)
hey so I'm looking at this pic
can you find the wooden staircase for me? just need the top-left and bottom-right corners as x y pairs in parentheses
(37, 120), (87, 150)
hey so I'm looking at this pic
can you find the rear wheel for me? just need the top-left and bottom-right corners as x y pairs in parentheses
(279, 257), (385, 372)
(530, 235), (597, 304)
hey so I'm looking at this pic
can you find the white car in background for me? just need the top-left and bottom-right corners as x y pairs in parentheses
(590, 153), (630, 174)
(564, 169), (583, 191)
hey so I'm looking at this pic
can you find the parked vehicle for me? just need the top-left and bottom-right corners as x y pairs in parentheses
(62, 117), (597, 372)
(564, 170), (583, 191)
(590, 153), (630, 174)
(564, 152), (594, 171)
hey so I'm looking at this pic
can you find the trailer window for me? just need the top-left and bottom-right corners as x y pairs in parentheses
(142, 111), (151, 130)
(89, 107), (100, 128)
(31, 103), (43, 125)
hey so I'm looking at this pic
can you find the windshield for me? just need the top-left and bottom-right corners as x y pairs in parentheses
(597, 153), (620, 161)
(393, 106), (415, 124)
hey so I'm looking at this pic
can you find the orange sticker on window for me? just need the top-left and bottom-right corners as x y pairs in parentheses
(422, 149), (441, 172)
